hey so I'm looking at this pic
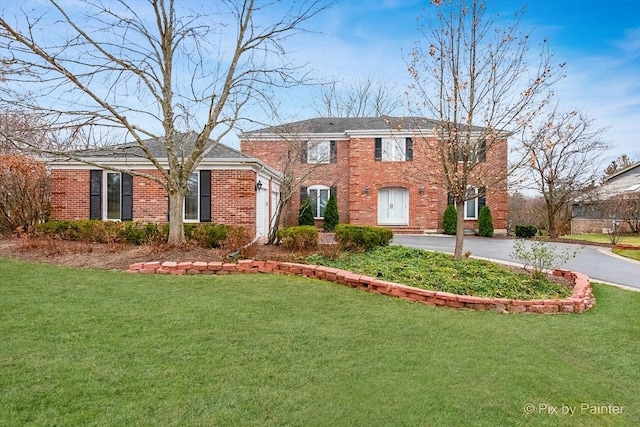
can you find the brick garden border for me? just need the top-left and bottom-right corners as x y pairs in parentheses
(126, 260), (595, 314)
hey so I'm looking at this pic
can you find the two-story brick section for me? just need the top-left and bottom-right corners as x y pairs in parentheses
(241, 116), (508, 234)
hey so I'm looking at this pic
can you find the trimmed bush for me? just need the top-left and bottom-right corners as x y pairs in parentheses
(443, 204), (457, 235)
(278, 225), (318, 250)
(323, 193), (339, 231)
(298, 197), (315, 226)
(478, 205), (494, 237)
(190, 223), (231, 248)
(334, 224), (393, 251)
(515, 224), (538, 239)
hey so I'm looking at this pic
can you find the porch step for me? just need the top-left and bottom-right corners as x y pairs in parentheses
(385, 226), (424, 235)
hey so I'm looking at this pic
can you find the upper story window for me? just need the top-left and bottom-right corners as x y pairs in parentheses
(301, 141), (337, 164)
(375, 137), (413, 162)
(449, 138), (486, 164)
(308, 141), (330, 164)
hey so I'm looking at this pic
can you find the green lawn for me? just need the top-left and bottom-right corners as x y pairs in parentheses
(1, 258), (639, 426)
(562, 233), (640, 245)
(612, 248), (640, 261)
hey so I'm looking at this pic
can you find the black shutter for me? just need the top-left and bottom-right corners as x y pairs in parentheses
(300, 186), (308, 205)
(89, 170), (102, 220)
(478, 187), (486, 211)
(405, 137), (413, 161)
(121, 173), (133, 221)
(478, 139), (487, 162)
(374, 138), (382, 161)
(300, 141), (308, 163)
(447, 192), (454, 206)
(330, 186), (337, 198)
(199, 170), (212, 222)
(330, 140), (337, 163)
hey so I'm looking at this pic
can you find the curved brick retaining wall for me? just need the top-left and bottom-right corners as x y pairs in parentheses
(126, 260), (595, 314)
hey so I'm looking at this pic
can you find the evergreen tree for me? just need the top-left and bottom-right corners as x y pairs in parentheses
(323, 193), (339, 231)
(478, 205), (494, 237)
(443, 204), (457, 235)
(298, 196), (315, 226)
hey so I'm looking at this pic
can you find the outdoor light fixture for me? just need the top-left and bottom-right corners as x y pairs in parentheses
(363, 186), (369, 195)
(419, 186), (425, 195)
(255, 180), (263, 191)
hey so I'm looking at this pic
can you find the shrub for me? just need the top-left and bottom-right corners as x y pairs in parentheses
(189, 223), (231, 248)
(478, 205), (494, 237)
(334, 224), (393, 251)
(443, 204), (457, 235)
(278, 225), (318, 250)
(323, 193), (339, 231)
(0, 154), (50, 233)
(510, 239), (578, 280)
(515, 224), (538, 239)
(298, 197), (315, 226)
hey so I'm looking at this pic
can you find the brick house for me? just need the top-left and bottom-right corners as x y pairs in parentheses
(241, 117), (508, 234)
(48, 132), (283, 240)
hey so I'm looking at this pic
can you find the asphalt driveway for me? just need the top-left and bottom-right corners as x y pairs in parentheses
(391, 235), (640, 290)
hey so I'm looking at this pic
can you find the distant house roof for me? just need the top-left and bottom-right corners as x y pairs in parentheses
(589, 162), (640, 200)
(242, 116), (490, 139)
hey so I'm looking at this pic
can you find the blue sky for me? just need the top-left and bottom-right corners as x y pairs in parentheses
(287, 0), (640, 164)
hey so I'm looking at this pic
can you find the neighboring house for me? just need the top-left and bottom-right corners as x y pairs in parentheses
(48, 132), (283, 241)
(241, 116), (508, 234)
(572, 162), (640, 234)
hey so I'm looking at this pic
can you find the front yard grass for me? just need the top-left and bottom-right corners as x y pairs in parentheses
(562, 233), (640, 245)
(612, 248), (640, 261)
(307, 245), (571, 299)
(1, 257), (638, 426)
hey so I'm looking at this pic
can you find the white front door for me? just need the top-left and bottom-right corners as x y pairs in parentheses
(377, 187), (408, 225)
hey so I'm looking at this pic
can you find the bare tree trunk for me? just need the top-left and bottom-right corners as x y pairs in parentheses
(454, 203), (465, 260)
(167, 190), (186, 245)
(268, 200), (286, 244)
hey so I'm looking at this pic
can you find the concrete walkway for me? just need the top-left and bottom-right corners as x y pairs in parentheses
(391, 234), (640, 291)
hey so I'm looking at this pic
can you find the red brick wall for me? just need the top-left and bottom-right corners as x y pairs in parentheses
(49, 168), (257, 231)
(50, 169), (91, 220)
(242, 135), (509, 233)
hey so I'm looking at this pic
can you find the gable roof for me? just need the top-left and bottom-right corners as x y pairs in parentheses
(70, 131), (253, 160)
(241, 116), (489, 139)
(48, 132), (282, 179)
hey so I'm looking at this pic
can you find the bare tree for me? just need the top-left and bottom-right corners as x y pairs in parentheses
(517, 107), (608, 238)
(0, 0), (332, 244)
(603, 154), (636, 178)
(406, 0), (562, 259)
(310, 76), (404, 118)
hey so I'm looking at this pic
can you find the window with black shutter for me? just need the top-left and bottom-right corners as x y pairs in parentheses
(89, 170), (102, 220)
(121, 173), (133, 221)
(199, 170), (212, 222)
(405, 138), (413, 161)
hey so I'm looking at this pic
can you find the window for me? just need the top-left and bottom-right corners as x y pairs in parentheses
(309, 185), (330, 218)
(308, 140), (330, 164)
(449, 138), (486, 163)
(184, 172), (199, 221)
(375, 137), (413, 162)
(448, 187), (485, 220)
(465, 188), (478, 219)
(106, 172), (121, 220)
